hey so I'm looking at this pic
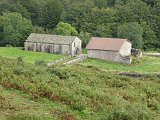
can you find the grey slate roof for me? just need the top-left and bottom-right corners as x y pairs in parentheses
(26, 33), (78, 45)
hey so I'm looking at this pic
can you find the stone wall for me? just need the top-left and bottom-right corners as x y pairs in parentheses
(143, 53), (160, 57)
(24, 42), (71, 55)
(24, 37), (82, 56)
(119, 41), (132, 57)
(88, 49), (131, 64)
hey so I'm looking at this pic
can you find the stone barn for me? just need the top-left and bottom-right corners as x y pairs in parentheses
(86, 37), (132, 64)
(24, 33), (81, 56)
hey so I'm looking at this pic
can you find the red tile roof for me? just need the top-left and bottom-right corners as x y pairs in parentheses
(86, 37), (131, 51)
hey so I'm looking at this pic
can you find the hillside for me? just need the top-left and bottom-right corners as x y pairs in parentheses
(0, 56), (160, 120)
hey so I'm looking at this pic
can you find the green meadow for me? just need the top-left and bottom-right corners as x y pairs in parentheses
(80, 56), (160, 73)
(0, 48), (160, 120)
(0, 56), (160, 120)
(0, 47), (63, 63)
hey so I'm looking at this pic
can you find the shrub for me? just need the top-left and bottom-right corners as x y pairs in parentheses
(34, 60), (46, 66)
(104, 106), (151, 120)
(157, 49), (160, 53)
(105, 109), (134, 120)
(17, 56), (24, 65)
(147, 98), (160, 111)
(132, 57), (142, 65)
(13, 67), (25, 75)
(5, 44), (13, 47)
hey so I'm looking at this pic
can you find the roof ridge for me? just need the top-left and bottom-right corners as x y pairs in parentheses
(26, 33), (79, 44)
(30, 33), (77, 38)
(92, 37), (127, 40)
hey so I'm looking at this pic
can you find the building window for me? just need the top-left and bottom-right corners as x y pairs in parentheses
(74, 42), (76, 47)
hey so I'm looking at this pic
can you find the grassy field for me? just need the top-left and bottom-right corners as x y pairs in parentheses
(0, 47), (160, 119)
(0, 85), (55, 120)
(0, 47), (64, 63)
(0, 57), (160, 120)
(0, 85), (80, 120)
(1, 47), (159, 73)
(80, 56), (160, 73)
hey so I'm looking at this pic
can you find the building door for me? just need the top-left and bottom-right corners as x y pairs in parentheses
(47, 46), (51, 53)
(58, 45), (62, 54)
(49, 45), (53, 53)
(75, 48), (80, 55)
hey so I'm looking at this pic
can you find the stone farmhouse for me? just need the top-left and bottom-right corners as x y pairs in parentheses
(24, 33), (82, 56)
(86, 37), (132, 64)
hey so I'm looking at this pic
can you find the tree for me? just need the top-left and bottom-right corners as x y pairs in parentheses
(62, 4), (115, 34)
(33, 26), (53, 34)
(140, 21), (157, 50)
(54, 22), (78, 36)
(0, 16), (4, 46)
(61, 3), (95, 32)
(79, 31), (92, 48)
(114, 0), (150, 23)
(117, 22), (143, 49)
(0, 0), (30, 19)
(41, 0), (63, 29)
(2, 12), (33, 46)
(19, 0), (44, 26)
(151, 1), (160, 49)
(93, 24), (113, 38)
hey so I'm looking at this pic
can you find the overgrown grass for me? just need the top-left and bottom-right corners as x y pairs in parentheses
(0, 57), (160, 120)
(82, 49), (87, 54)
(0, 47), (64, 63)
(0, 85), (78, 120)
(80, 56), (160, 73)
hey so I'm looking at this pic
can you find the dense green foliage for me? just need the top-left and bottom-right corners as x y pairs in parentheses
(54, 22), (78, 36)
(1, 12), (33, 46)
(117, 22), (143, 49)
(0, 0), (160, 49)
(0, 57), (160, 119)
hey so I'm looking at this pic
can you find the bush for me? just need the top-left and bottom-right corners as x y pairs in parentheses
(157, 49), (160, 53)
(34, 60), (46, 66)
(132, 57), (142, 65)
(104, 106), (151, 120)
(5, 44), (13, 47)
(17, 56), (24, 65)
(147, 98), (160, 111)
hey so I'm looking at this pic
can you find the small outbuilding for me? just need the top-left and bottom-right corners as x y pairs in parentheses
(86, 37), (132, 64)
(24, 33), (81, 56)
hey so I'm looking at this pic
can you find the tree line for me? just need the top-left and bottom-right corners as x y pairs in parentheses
(0, 0), (160, 50)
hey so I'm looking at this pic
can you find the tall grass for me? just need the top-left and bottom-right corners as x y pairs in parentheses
(0, 57), (160, 120)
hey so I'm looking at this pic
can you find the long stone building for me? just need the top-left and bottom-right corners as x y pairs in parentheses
(24, 33), (82, 56)
(86, 37), (132, 64)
